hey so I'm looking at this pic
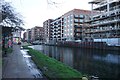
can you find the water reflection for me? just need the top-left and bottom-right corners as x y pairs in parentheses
(93, 54), (120, 64)
(31, 45), (120, 78)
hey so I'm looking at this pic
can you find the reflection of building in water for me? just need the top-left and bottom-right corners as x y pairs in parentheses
(73, 49), (92, 72)
(32, 45), (120, 78)
(45, 46), (73, 67)
(73, 48), (120, 78)
(93, 54), (120, 64)
(87, 0), (120, 46)
(51, 46), (61, 61)
(62, 48), (73, 67)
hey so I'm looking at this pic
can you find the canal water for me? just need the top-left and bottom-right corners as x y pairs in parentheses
(30, 45), (120, 79)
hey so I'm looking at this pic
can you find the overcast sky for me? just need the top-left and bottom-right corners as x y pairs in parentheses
(5, 0), (92, 29)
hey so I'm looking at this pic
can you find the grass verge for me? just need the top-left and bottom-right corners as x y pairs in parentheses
(23, 46), (82, 80)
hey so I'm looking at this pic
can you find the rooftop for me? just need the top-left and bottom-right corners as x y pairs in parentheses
(88, 0), (106, 4)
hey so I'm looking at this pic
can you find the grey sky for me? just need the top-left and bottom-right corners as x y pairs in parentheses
(5, 0), (92, 29)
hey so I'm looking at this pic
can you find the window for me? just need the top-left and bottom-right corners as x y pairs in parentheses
(76, 29), (80, 31)
(74, 23), (78, 26)
(76, 33), (80, 36)
(74, 14), (78, 17)
(64, 23), (66, 26)
(74, 19), (79, 22)
(68, 16), (70, 18)
(68, 29), (69, 31)
(80, 19), (83, 23)
(70, 15), (73, 20)
(64, 17), (66, 21)
(80, 15), (84, 18)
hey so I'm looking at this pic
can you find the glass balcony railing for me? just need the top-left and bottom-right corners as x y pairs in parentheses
(92, 7), (120, 20)
(90, 18), (120, 26)
(109, 5), (120, 11)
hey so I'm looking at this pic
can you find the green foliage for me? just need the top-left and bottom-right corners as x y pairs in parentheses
(23, 46), (82, 79)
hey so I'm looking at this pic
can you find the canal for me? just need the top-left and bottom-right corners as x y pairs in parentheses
(30, 45), (120, 79)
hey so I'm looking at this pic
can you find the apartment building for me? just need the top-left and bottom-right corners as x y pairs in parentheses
(43, 9), (93, 43)
(50, 17), (62, 42)
(61, 9), (92, 41)
(87, 0), (120, 46)
(31, 26), (44, 42)
(43, 19), (53, 43)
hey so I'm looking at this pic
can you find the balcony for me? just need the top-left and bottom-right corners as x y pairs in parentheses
(74, 20), (83, 23)
(58, 32), (61, 34)
(74, 29), (82, 33)
(92, 8), (120, 21)
(58, 36), (61, 38)
(54, 26), (57, 28)
(109, 5), (120, 11)
(88, 27), (120, 34)
(74, 15), (79, 18)
(90, 18), (120, 26)
(74, 25), (82, 28)
(74, 35), (82, 40)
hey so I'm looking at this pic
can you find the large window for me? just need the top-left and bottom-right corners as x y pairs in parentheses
(80, 15), (84, 18)
(74, 14), (79, 17)
(80, 19), (83, 23)
(74, 19), (79, 22)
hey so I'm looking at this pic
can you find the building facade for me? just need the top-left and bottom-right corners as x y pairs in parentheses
(88, 0), (120, 46)
(43, 9), (93, 43)
(31, 26), (44, 42)
(43, 19), (53, 43)
(50, 17), (62, 42)
(61, 9), (92, 41)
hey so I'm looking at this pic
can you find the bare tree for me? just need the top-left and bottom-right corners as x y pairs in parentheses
(0, 1), (25, 50)
(0, 1), (24, 28)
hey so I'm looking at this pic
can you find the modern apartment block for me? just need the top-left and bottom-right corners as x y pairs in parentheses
(88, 0), (120, 46)
(43, 9), (93, 43)
(50, 17), (62, 42)
(43, 19), (53, 43)
(31, 26), (44, 42)
(61, 9), (92, 41)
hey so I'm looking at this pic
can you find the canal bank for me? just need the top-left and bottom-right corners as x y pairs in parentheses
(23, 46), (84, 79)
(43, 41), (120, 51)
(30, 44), (120, 79)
